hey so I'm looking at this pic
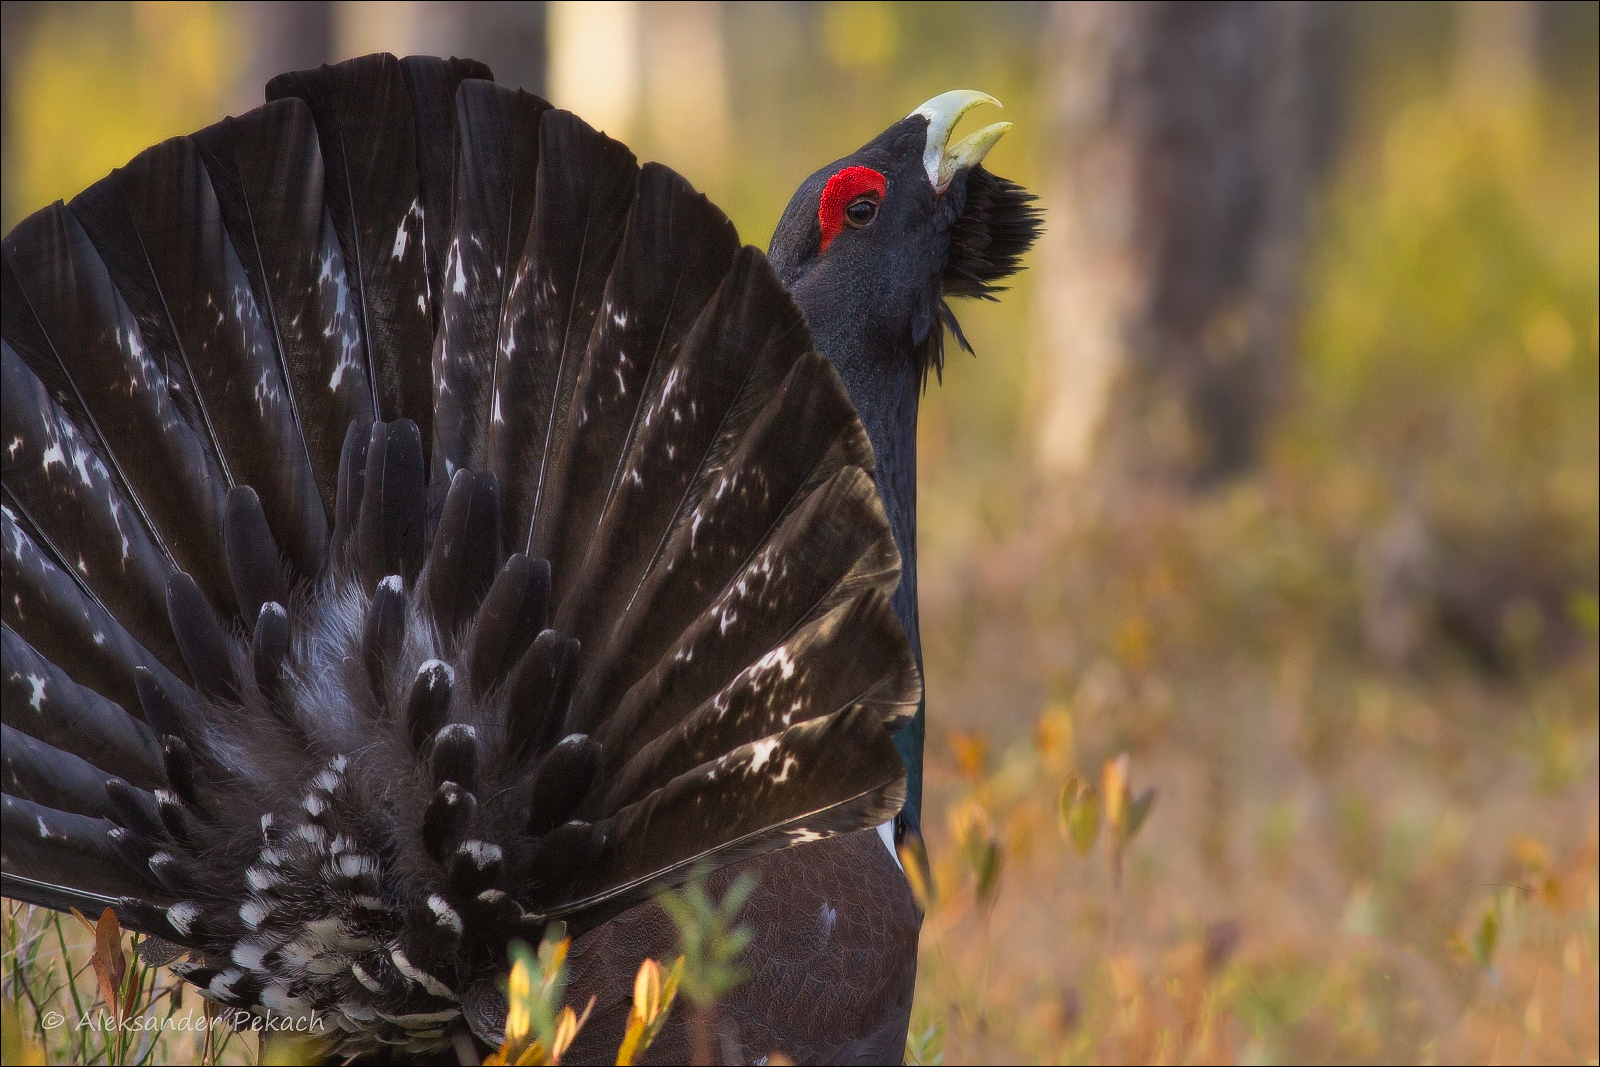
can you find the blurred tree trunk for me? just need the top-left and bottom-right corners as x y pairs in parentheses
(1454, 0), (1537, 100)
(638, 1), (728, 198)
(545, 1), (727, 197)
(410, 1), (547, 94)
(333, 1), (546, 93)
(235, 2), (336, 109)
(1033, 1), (1344, 488)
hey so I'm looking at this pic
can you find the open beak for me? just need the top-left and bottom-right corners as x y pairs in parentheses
(909, 90), (1012, 194)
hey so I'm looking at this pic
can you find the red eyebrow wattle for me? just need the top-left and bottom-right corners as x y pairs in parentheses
(819, 166), (887, 251)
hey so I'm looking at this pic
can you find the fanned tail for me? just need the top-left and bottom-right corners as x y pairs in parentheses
(1, 52), (916, 1056)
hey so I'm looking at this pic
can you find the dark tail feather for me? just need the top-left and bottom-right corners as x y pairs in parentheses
(554, 247), (808, 667)
(2, 510), (189, 714)
(590, 465), (901, 755)
(1, 625), (165, 789)
(571, 349), (875, 728)
(192, 98), (374, 519)
(0, 723), (124, 821)
(547, 706), (907, 923)
(268, 54), (435, 439)
(109, 133), (328, 581)
(398, 55), (494, 334)
(593, 590), (918, 814)
(528, 162), (741, 601)
(2, 344), (178, 665)
(422, 469), (503, 647)
(1, 795), (166, 906)
(355, 419), (428, 592)
(4, 203), (231, 618)
(484, 109), (637, 557)
(430, 80), (550, 510)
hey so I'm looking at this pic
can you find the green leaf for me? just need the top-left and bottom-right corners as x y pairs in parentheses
(1125, 787), (1158, 841)
(1058, 776), (1100, 856)
(657, 870), (757, 1008)
(905, 1020), (946, 1067)
(1567, 589), (1599, 639)
(1471, 904), (1499, 969)
(973, 838), (1003, 908)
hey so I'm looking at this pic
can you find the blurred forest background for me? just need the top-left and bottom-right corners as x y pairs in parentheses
(1, 2), (1596, 1064)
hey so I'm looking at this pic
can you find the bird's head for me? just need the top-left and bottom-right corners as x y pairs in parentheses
(768, 89), (1042, 386)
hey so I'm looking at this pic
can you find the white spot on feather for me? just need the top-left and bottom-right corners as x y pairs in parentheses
(449, 241), (467, 294)
(232, 940), (271, 972)
(239, 898), (271, 930)
(341, 1000), (378, 1023)
(748, 737), (779, 773)
(25, 673), (46, 710)
(260, 985), (312, 1016)
(208, 969), (245, 999)
(390, 947), (458, 1000)
(246, 866), (281, 891)
(336, 852), (377, 878)
(167, 902), (200, 936)
(756, 646), (797, 681)
(351, 961), (384, 994)
(427, 894), (463, 933)
(418, 659), (454, 687)
(458, 840), (502, 868)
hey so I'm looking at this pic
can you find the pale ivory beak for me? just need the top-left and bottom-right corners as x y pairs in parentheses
(909, 89), (1012, 193)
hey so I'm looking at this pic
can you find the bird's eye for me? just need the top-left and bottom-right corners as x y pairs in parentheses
(845, 195), (878, 228)
(818, 165), (887, 251)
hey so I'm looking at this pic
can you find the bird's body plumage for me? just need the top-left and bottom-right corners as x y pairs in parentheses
(1, 54), (1039, 1064)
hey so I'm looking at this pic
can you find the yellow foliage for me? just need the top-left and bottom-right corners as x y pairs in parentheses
(615, 956), (683, 1066)
(6, 3), (239, 231)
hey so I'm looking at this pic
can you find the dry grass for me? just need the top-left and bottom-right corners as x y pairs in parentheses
(904, 79), (1599, 1066)
(906, 483), (1598, 1065)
